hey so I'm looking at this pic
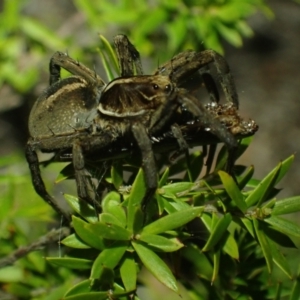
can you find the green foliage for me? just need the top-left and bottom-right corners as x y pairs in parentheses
(1, 1), (300, 299)
(45, 143), (300, 299)
(0, 155), (75, 299)
(0, 0), (67, 92)
(0, 0), (272, 93)
(74, 0), (273, 55)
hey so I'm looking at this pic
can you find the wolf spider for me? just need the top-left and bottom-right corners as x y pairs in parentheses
(26, 35), (257, 221)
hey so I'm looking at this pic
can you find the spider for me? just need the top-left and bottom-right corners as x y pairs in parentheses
(26, 35), (257, 221)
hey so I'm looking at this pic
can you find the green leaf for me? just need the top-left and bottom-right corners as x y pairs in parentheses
(100, 212), (124, 227)
(253, 218), (273, 273)
(268, 238), (293, 279)
(262, 225), (296, 248)
(139, 234), (184, 252)
(90, 242), (128, 279)
(132, 241), (179, 293)
(160, 182), (194, 198)
(111, 162), (123, 190)
(245, 162), (281, 208)
(47, 257), (92, 270)
(159, 167), (170, 187)
(182, 245), (213, 281)
(99, 34), (119, 75)
(64, 279), (92, 297)
(219, 171), (247, 213)
(211, 249), (220, 283)
(275, 155), (294, 185)
(64, 194), (98, 223)
(264, 216), (300, 238)
(55, 163), (73, 182)
(202, 213), (232, 251)
(127, 169), (146, 232)
(222, 233), (239, 260)
(241, 217), (255, 237)
(142, 206), (204, 235)
(185, 151), (204, 182)
(120, 255), (137, 292)
(20, 17), (66, 50)
(101, 191), (126, 227)
(72, 216), (105, 250)
(215, 21), (243, 47)
(61, 233), (91, 249)
(0, 266), (23, 282)
(86, 221), (131, 241)
(272, 196), (300, 215)
(290, 268), (300, 300)
(238, 165), (254, 189)
(64, 292), (108, 300)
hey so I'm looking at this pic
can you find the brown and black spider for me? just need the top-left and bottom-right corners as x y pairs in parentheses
(26, 35), (257, 221)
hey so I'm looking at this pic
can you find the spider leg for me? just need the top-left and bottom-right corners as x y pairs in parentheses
(72, 140), (101, 212)
(114, 34), (143, 76)
(179, 92), (238, 174)
(156, 50), (238, 108)
(25, 143), (71, 221)
(131, 123), (157, 209)
(170, 123), (189, 153)
(49, 52), (105, 87)
(200, 71), (220, 103)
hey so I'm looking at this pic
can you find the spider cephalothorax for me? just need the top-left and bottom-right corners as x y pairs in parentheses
(26, 35), (258, 220)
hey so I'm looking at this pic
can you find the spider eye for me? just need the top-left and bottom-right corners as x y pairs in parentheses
(153, 84), (159, 90)
(165, 84), (171, 90)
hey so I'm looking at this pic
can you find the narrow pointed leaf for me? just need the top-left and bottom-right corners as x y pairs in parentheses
(272, 196), (300, 215)
(91, 243), (128, 279)
(64, 194), (98, 223)
(274, 155), (294, 185)
(139, 234), (184, 252)
(262, 225), (296, 248)
(72, 216), (105, 250)
(111, 162), (123, 189)
(55, 163), (73, 182)
(268, 238), (293, 279)
(47, 257), (92, 270)
(102, 191), (126, 227)
(127, 169), (146, 232)
(182, 245), (213, 281)
(120, 255), (137, 292)
(86, 221), (131, 241)
(64, 279), (92, 297)
(61, 233), (91, 249)
(185, 151), (204, 182)
(245, 163), (281, 208)
(159, 167), (169, 187)
(222, 233), (239, 260)
(219, 171), (247, 213)
(100, 212), (125, 227)
(64, 291), (108, 300)
(99, 34), (119, 75)
(241, 217), (255, 237)
(211, 249), (220, 283)
(290, 269), (300, 300)
(202, 213), (232, 251)
(238, 165), (254, 189)
(264, 216), (300, 238)
(161, 182), (194, 197)
(142, 206), (204, 235)
(132, 241), (179, 293)
(253, 218), (273, 273)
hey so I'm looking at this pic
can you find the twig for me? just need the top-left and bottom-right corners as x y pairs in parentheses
(0, 227), (71, 269)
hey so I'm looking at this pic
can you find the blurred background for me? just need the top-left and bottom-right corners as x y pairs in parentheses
(0, 0), (299, 197)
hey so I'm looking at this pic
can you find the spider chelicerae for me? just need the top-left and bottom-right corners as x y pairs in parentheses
(26, 35), (258, 220)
